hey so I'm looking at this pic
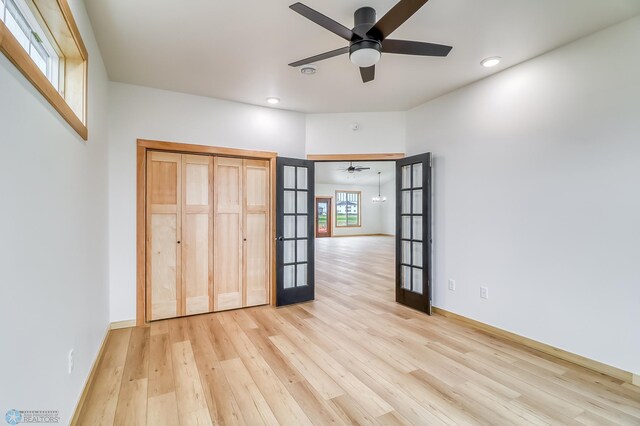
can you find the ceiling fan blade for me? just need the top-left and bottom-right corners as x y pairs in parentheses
(290, 3), (357, 41)
(289, 46), (349, 67)
(367, 0), (429, 40)
(360, 65), (375, 83)
(383, 39), (452, 57)
(357, 167), (371, 170)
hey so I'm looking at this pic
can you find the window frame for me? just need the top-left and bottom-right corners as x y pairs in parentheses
(0, 0), (88, 139)
(335, 190), (362, 228)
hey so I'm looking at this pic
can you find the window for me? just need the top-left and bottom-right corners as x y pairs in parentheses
(1, 0), (61, 89)
(0, 0), (88, 139)
(336, 190), (361, 227)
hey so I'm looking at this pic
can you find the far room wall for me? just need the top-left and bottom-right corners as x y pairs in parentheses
(315, 183), (391, 236)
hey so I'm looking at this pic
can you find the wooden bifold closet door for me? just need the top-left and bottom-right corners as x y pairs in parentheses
(146, 152), (213, 321)
(146, 151), (269, 321)
(213, 158), (271, 311)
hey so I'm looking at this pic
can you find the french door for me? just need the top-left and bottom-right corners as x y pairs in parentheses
(276, 157), (315, 306)
(396, 153), (432, 314)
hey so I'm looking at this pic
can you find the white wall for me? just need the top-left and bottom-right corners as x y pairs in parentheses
(0, 0), (110, 423)
(306, 112), (406, 155)
(315, 184), (388, 236)
(108, 83), (306, 321)
(381, 179), (396, 235)
(407, 16), (640, 375)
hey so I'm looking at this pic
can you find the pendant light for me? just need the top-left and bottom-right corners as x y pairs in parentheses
(372, 171), (387, 203)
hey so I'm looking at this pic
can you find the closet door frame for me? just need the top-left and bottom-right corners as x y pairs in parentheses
(136, 139), (277, 326)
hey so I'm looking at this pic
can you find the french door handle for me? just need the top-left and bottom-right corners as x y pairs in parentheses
(276, 236), (284, 241)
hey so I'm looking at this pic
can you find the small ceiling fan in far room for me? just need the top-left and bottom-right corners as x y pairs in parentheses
(338, 162), (371, 173)
(288, 0), (453, 83)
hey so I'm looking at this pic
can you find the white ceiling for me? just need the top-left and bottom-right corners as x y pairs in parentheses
(85, 0), (640, 113)
(315, 161), (395, 186)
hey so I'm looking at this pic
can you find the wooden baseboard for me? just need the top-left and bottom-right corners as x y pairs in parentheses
(70, 325), (110, 425)
(432, 307), (636, 385)
(110, 319), (136, 330)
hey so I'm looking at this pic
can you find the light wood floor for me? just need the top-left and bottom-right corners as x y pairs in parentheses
(78, 236), (640, 425)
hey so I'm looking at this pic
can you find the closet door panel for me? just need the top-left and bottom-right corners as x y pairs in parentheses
(244, 160), (270, 307)
(182, 155), (213, 316)
(245, 213), (268, 306)
(214, 157), (243, 311)
(147, 151), (181, 321)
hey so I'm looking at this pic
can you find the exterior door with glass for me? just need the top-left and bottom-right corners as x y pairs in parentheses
(315, 197), (332, 237)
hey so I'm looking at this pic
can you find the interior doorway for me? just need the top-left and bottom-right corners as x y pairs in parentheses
(315, 197), (332, 237)
(313, 160), (397, 305)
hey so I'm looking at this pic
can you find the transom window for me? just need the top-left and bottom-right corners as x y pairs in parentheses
(335, 190), (361, 227)
(1, 0), (61, 89)
(0, 0), (88, 139)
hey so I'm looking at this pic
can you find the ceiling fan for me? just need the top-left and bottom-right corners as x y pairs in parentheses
(288, 0), (453, 83)
(338, 162), (371, 173)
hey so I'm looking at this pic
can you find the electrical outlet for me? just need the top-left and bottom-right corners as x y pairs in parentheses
(68, 349), (74, 374)
(448, 279), (456, 291)
(480, 286), (489, 300)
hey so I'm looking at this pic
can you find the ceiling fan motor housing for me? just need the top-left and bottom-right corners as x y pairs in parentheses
(350, 7), (382, 64)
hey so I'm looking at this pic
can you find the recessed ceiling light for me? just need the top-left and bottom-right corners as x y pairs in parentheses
(481, 57), (501, 68)
(266, 97), (280, 105)
(300, 64), (317, 75)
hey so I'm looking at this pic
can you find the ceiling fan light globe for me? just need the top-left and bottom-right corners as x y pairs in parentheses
(350, 48), (381, 68)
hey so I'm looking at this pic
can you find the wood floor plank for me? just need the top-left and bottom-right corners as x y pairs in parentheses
(186, 316), (245, 425)
(220, 357), (279, 426)
(76, 328), (131, 424)
(76, 236), (640, 426)
(147, 392), (179, 426)
(171, 340), (212, 425)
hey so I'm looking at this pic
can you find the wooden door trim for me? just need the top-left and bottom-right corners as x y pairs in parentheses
(138, 139), (277, 159)
(307, 153), (404, 161)
(136, 139), (277, 326)
(315, 196), (333, 238)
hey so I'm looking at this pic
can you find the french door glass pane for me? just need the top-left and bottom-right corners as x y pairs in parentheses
(412, 242), (423, 267)
(412, 190), (422, 214)
(412, 216), (422, 240)
(297, 215), (307, 237)
(284, 240), (295, 264)
(297, 167), (308, 189)
(297, 264), (307, 287)
(297, 191), (308, 213)
(402, 241), (411, 264)
(284, 216), (295, 238)
(402, 216), (411, 239)
(284, 265), (295, 288)
(297, 239), (307, 262)
(412, 163), (422, 188)
(402, 266), (411, 289)
(402, 191), (411, 214)
(284, 166), (296, 189)
(284, 191), (295, 213)
(412, 268), (423, 294)
(402, 165), (411, 189)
